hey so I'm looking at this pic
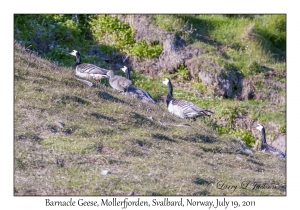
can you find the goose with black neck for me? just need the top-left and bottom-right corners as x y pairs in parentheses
(69, 50), (109, 81)
(162, 78), (213, 119)
(121, 66), (156, 104)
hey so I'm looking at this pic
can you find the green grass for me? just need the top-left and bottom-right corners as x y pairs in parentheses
(14, 14), (286, 100)
(15, 14), (286, 76)
(125, 66), (286, 138)
(14, 43), (286, 196)
(153, 14), (286, 77)
(90, 15), (162, 59)
(14, 14), (286, 196)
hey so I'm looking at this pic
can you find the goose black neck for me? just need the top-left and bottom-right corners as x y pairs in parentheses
(166, 80), (174, 106)
(75, 52), (81, 67)
(125, 69), (130, 80)
(261, 127), (267, 145)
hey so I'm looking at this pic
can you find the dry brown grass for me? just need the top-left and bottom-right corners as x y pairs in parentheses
(14, 43), (285, 196)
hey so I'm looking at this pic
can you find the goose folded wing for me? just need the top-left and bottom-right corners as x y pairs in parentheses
(172, 99), (210, 118)
(78, 64), (108, 74)
(266, 144), (286, 158)
(127, 86), (155, 103)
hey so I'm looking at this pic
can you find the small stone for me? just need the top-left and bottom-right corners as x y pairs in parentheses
(175, 123), (191, 127)
(55, 120), (65, 129)
(159, 120), (166, 126)
(147, 116), (154, 121)
(56, 159), (65, 167)
(128, 191), (134, 196)
(235, 156), (243, 161)
(101, 170), (110, 175)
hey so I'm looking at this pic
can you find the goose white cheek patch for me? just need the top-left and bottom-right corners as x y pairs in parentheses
(162, 79), (169, 85)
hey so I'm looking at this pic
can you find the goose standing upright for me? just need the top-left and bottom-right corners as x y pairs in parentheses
(162, 78), (213, 119)
(69, 50), (109, 81)
(121, 66), (156, 104)
(106, 70), (132, 92)
(254, 124), (286, 158)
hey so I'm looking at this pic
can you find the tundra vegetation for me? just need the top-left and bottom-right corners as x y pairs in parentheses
(14, 14), (285, 195)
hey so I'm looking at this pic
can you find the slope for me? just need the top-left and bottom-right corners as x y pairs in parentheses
(14, 43), (285, 196)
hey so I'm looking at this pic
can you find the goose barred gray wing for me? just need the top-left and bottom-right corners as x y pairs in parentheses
(170, 99), (213, 118)
(120, 66), (156, 103)
(162, 78), (213, 119)
(76, 63), (108, 74)
(127, 85), (156, 103)
(75, 63), (108, 80)
(70, 50), (109, 81)
(263, 143), (286, 158)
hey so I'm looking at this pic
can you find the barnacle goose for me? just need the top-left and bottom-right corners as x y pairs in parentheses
(121, 66), (156, 104)
(162, 78), (213, 119)
(106, 70), (132, 92)
(69, 50), (109, 80)
(255, 124), (286, 158)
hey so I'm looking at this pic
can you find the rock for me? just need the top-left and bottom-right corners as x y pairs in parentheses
(159, 120), (166, 126)
(175, 124), (191, 127)
(56, 159), (65, 167)
(128, 191), (135, 196)
(54, 120), (65, 129)
(235, 156), (243, 161)
(240, 78), (255, 100)
(101, 170), (110, 175)
(116, 14), (285, 104)
(147, 116), (154, 121)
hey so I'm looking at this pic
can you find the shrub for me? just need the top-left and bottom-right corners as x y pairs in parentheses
(279, 125), (286, 133)
(231, 128), (256, 147)
(90, 15), (162, 59)
(176, 64), (190, 81)
(249, 60), (262, 74)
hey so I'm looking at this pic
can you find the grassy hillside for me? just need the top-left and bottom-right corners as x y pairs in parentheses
(153, 14), (286, 73)
(14, 14), (286, 124)
(14, 14), (286, 196)
(14, 43), (285, 196)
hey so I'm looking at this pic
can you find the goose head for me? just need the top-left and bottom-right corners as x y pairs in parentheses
(69, 50), (79, 56)
(255, 124), (264, 131)
(162, 78), (170, 86)
(121, 66), (128, 73)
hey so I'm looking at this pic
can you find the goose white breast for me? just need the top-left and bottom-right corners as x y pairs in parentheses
(69, 50), (109, 80)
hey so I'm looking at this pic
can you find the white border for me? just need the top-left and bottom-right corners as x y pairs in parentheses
(2, 1), (298, 209)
